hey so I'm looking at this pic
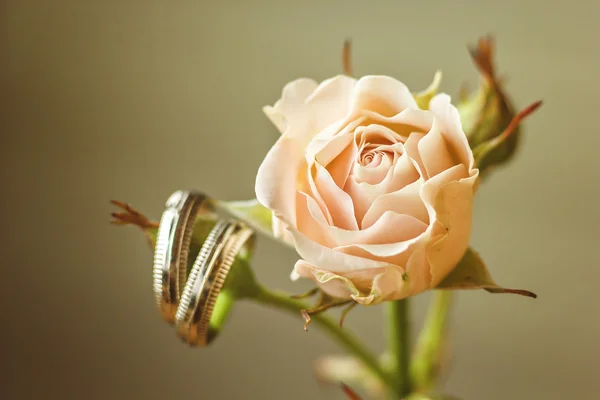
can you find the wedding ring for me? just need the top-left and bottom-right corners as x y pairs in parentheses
(153, 190), (208, 324)
(175, 219), (255, 347)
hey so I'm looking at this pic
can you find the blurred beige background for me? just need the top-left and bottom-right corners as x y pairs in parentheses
(2, 1), (599, 399)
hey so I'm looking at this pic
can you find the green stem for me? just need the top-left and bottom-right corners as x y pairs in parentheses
(253, 285), (402, 399)
(410, 291), (453, 391)
(387, 299), (411, 397)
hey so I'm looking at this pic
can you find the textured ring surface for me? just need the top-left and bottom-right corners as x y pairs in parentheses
(175, 220), (255, 346)
(152, 190), (207, 323)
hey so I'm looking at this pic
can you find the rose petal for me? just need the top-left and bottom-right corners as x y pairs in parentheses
(351, 76), (419, 117)
(264, 78), (318, 134)
(402, 131), (428, 179)
(255, 135), (306, 227)
(325, 142), (358, 190)
(365, 267), (407, 303)
(289, 227), (394, 273)
(344, 177), (375, 224)
(313, 162), (359, 230)
(329, 211), (427, 247)
(421, 164), (479, 287)
(271, 213), (295, 246)
(292, 260), (360, 299)
(292, 260), (406, 304)
(388, 151), (421, 192)
(403, 245), (432, 296)
(306, 75), (357, 133)
(310, 130), (354, 168)
(333, 216), (428, 271)
(356, 124), (404, 146)
(296, 191), (335, 247)
(345, 148), (420, 222)
(356, 110), (431, 145)
(429, 94), (474, 169)
(362, 179), (428, 228)
(353, 152), (393, 185)
(418, 118), (458, 178)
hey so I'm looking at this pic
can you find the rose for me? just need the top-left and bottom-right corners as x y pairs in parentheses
(255, 75), (479, 304)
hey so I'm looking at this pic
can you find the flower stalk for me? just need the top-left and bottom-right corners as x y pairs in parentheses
(411, 291), (453, 392)
(252, 285), (403, 399)
(387, 299), (412, 397)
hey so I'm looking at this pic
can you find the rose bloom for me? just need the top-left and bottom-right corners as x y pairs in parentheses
(256, 75), (479, 304)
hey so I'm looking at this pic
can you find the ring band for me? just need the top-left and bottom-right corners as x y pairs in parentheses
(175, 220), (255, 346)
(153, 190), (208, 323)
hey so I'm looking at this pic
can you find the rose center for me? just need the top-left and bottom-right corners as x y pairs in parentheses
(358, 147), (394, 168)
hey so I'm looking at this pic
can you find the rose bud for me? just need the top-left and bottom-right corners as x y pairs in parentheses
(457, 36), (541, 176)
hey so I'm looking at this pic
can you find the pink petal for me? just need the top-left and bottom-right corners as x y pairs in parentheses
(289, 228), (393, 273)
(295, 191), (335, 248)
(418, 118), (457, 178)
(351, 76), (418, 117)
(421, 164), (479, 286)
(402, 131), (428, 179)
(359, 108), (433, 138)
(402, 246), (432, 297)
(429, 94), (474, 169)
(344, 177), (376, 223)
(387, 152), (421, 192)
(353, 152), (393, 185)
(271, 213), (295, 246)
(255, 135), (305, 227)
(364, 267), (407, 303)
(292, 260), (407, 304)
(344, 148), (420, 222)
(306, 75), (357, 133)
(292, 260), (357, 299)
(362, 180), (428, 228)
(263, 78), (318, 134)
(326, 141), (358, 189)
(328, 211), (427, 247)
(311, 130), (354, 168)
(356, 124), (404, 146)
(333, 212), (428, 269)
(313, 162), (359, 230)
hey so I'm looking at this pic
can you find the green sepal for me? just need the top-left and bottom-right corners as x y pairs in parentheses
(406, 394), (462, 400)
(436, 247), (536, 298)
(214, 199), (273, 236)
(413, 71), (442, 110)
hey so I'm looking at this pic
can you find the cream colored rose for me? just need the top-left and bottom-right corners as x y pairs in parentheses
(255, 75), (479, 304)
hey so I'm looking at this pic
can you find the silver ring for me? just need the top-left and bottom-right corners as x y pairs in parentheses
(152, 190), (207, 323)
(175, 220), (255, 346)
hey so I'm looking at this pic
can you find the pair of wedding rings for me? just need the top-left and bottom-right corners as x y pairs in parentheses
(152, 190), (255, 347)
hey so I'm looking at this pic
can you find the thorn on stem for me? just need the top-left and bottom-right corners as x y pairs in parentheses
(301, 309), (311, 331)
(339, 301), (358, 328)
(291, 287), (320, 300)
(300, 299), (353, 331)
